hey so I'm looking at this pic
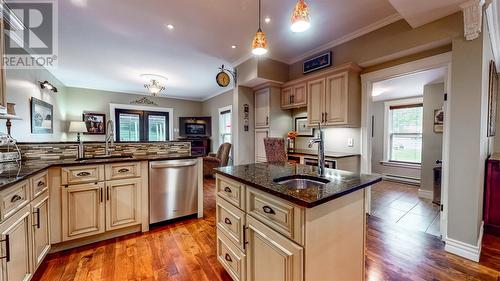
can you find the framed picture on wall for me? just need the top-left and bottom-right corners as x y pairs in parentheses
(434, 108), (444, 133)
(83, 112), (106, 135)
(30, 97), (53, 134)
(487, 60), (498, 137)
(295, 117), (314, 137)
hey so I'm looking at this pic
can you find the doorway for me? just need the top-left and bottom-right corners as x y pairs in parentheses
(361, 53), (451, 239)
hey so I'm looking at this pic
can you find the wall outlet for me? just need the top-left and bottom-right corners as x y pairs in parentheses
(347, 138), (354, 147)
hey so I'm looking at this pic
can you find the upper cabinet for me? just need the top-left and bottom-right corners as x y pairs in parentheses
(282, 63), (362, 128)
(0, 17), (6, 109)
(255, 88), (270, 128)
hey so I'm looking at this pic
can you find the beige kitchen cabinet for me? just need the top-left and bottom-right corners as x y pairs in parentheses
(61, 165), (104, 185)
(31, 193), (50, 271)
(0, 19), (6, 109)
(254, 129), (269, 163)
(246, 215), (303, 281)
(0, 205), (32, 281)
(105, 178), (141, 231)
(254, 88), (270, 128)
(61, 182), (105, 241)
(307, 77), (326, 126)
(281, 83), (307, 109)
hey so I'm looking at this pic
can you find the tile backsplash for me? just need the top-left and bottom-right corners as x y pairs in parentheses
(6, 142), (191, 161)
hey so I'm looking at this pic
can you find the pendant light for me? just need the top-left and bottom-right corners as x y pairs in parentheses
(251, 0), (268, 56)
(291, 0), (311, 33)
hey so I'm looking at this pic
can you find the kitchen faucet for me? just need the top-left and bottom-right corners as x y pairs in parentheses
(308, 123), (326, 177)
(105, 120), (115, 156)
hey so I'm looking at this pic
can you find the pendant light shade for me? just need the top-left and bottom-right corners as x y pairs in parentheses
(251, 0), (268, 56)
(291, 0), (311, 33)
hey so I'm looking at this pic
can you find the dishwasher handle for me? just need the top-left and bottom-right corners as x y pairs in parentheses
(150, 160), (197, 169)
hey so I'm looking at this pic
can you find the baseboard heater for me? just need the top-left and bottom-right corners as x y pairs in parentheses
(382, 174), (420, 186)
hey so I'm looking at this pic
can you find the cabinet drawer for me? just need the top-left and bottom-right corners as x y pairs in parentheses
(217, 232), (246, 281)
(61, 165), (104, 185)
(105, 162), (141, 180)
(216, 175), (245, 210)
(217, 197), (246, 250)
(31, 170), (49, 199)
(246, 186), (304, 245)
(0, 180), (29, 222)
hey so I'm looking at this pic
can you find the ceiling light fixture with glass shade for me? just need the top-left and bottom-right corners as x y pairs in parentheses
(140, 74), (167, 96)
(251, 0), (268, 56)
(291, 0), (311, 33)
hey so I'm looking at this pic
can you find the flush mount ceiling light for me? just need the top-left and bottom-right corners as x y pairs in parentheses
(291, 0), (311, 33)
(251, 0), (268, 56)
(39, 81), (58, 92)
(166, 24), (174, 30)
(140, 74), (167, 96)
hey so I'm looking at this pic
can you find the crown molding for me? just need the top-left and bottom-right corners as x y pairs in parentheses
(288, 13), (403, 64)
(201, 87), (234, 102)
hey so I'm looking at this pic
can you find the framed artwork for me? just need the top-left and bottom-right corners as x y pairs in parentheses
(487, 60), (498, 137)
(303, 51), (332, 74)
(30, 97), (53, 134)
(434, 108), (444, 133)
(295, 117), (314, 137)
(83, 112), (106, 135)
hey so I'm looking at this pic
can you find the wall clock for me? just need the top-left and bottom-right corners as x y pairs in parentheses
(216, 71), (231, 87)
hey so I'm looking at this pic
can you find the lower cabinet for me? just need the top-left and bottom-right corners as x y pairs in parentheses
(31, 193), (50, 271)
(246, 216), (303, 281)
(0, 205), (32, 281)
(61, 178), (142, 241)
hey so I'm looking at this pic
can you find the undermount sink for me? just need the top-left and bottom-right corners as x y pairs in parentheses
(273, 175), (330, 189)
(75, 155), (134, 161)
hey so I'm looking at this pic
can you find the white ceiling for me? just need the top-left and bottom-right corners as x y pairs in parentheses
(48, 0), (399, 100)
(372, 67), (446, 102)
(388, 0), (464, 28)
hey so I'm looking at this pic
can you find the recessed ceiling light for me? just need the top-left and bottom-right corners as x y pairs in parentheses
(265, 17), (271, 23)
(231, 45), (237, 49)
(166, 24), (174, 30)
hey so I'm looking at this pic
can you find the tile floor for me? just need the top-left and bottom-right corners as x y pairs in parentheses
(370, 180), (441, 236)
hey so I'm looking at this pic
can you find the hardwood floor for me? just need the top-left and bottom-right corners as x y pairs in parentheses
(33, 179), (500, 281)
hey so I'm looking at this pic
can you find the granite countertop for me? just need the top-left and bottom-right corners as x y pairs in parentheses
(215, 163), (381, 208)
(0, 153), (203, 190)
(287, 149), (360, 158)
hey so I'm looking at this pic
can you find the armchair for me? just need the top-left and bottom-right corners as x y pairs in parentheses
(203, 142), (232, 177)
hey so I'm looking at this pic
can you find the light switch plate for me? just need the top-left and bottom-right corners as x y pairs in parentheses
(347, 138), (354, 147)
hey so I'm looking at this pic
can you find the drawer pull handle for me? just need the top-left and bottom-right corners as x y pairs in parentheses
(262, 206), (276, 215)
(0, 235), (10, 262)
(224, 187), (232, 193)
(76, 171), (91, 177)
(224, 218), (232, 225)
(118, 168), (130, 173)
(37, 181), (45, 187)
(10, 195), (22, 203)
(225, 253), (232, 262)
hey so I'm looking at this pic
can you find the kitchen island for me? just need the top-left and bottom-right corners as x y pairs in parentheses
(214, 163), (381, 281)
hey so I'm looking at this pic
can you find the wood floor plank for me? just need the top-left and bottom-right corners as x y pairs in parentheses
(32, 178), (500, 281)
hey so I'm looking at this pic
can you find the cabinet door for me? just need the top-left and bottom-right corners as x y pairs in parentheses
(62, 182), (105, 241)
(105, 178), (141, 231)
(31, 194), (50, 270)
(281, 87), (293, 109)
(0, 19), (6, 108)
(255, 129), (269, 163)
(255, 89), (270, 128)
(0, 206), (32, 281)
(292, 83), (307, 107)
(325, 72), (348, 125)
(246, 215), (303, 281)
(307, 78), (325, 127)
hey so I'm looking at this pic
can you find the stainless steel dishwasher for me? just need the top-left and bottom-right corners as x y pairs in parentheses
(149, 159), (198, 224)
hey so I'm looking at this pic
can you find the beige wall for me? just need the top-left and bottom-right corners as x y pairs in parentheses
(201, 90), (233, 152)
(233, 86), (255, 165)
(420, 83), (445, 192)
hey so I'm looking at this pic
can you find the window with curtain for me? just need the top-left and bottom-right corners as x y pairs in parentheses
(388, 104), (423, 164)
(219, 109), (232, 145)
(115, 109), (169, 142)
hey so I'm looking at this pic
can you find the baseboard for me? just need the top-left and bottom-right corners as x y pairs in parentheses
(382, 174), (420, 186)
(417, 189), (433, 200)
(444, 222), (484, 262)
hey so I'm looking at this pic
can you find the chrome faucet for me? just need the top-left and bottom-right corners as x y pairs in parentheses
(308, 123), (325, 177)
(105, 120), (115, 156)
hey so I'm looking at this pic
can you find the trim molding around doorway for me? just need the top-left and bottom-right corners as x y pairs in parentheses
(360, 52), (452, 240)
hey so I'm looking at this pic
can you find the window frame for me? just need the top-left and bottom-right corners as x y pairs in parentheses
(383, 98), (424, 165)
(218, 105), (232, 146)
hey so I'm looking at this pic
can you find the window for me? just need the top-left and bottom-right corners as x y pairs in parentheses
(388, 104), (423, 164)
(115, 109), (169, 142)
(219, 107), (232, 145)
